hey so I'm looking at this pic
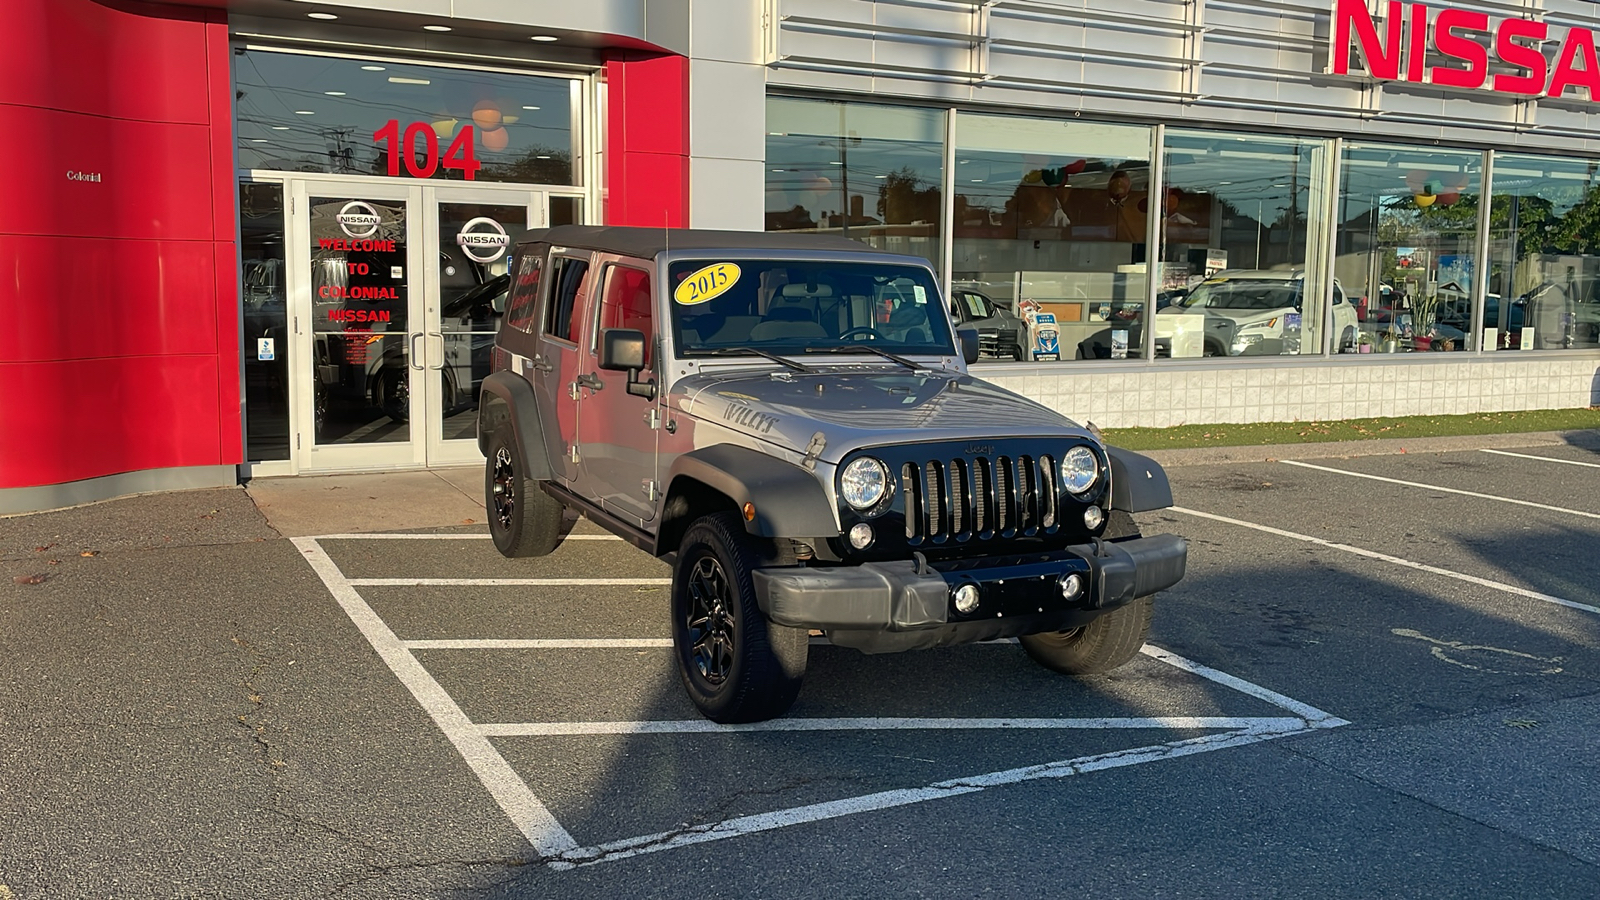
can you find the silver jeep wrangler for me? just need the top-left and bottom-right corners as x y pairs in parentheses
(478, 226), (1188, 723)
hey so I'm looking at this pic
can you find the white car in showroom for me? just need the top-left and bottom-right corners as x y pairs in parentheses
(1154, 269), (1358, 357)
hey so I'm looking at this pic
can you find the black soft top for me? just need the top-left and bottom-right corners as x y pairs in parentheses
(516, 225), (884, 259)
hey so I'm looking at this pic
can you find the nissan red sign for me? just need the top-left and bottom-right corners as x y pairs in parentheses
(1330, 0), (1600, 99)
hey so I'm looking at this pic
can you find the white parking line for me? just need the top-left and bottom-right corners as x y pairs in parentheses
(1280, 459), (1600, 520)
(301, 534), (1351, 869)
(405, 638), (674, 650)
(349, 578), (671, 587)
(550, 721), (1313, 870)
(1481, 448), (1600, 469)
(478, 715), (1310, 736)
(316, 533), (623, 541)
(1168, 506), (1600, 616)
(293, 538), (579, 857)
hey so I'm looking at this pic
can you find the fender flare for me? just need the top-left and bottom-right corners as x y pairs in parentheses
(1106, 446), (1173, 513)
(476, 371), (555, 482)
(662, 445), (839, 540)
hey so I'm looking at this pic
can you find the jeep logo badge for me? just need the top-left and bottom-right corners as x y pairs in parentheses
(335, 200), (382, 239)
(457, 217), (510, 264)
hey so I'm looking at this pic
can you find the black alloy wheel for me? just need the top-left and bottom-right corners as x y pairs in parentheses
(684, 556), (736, 684)
(671, 512), (808, 723)
(483, 422), (570, 559)
(490, 445), (517, 531)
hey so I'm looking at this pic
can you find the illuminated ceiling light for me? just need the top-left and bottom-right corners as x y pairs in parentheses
(361, 65), (386, 71)
(530, 35), (558, 41)
(325, 91), (346, 96)
(250, 139), (270, 143)
(388, 76), (431, 85)
(536, 155), (552, 159)
(294, 110), (315, 115)
(307, 12), (337, 20)
(970, 178), (984, 182)
(521, 105), (540, 110)
(423, 24), (452, 32)
(874, 174), (887, 179)
(271, 126), (290, 130)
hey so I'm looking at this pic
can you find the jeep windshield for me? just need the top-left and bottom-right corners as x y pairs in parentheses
(669, 259), (957, 359)
(1178, 279), (1302, 311)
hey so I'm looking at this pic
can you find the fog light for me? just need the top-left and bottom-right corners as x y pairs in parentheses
(1060, 573), (1084, 601)
(953, 583), (980, 614)
(1084, 506), (1104, 530)
(848, 522), (874, 550)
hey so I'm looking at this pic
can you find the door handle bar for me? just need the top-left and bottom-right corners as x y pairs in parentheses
(409, 332), (425, 369)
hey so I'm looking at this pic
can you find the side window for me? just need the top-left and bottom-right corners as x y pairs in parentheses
(598, 265), (654, 366)
(544, 255), (591, 342)
(504, 253), (543, 333)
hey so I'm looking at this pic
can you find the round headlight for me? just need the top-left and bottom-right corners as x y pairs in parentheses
(1061, 446), (1099, 495)
(841, 457), (890, 510)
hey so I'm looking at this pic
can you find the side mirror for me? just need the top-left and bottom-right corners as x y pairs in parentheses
(599, 328), (657, 400)
(956, 325), (981, 364)
(599, 328), (646, 371)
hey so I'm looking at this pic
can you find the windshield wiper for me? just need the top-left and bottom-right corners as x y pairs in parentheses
(700, 346), (815, 373)
(804, 344), (924, 370)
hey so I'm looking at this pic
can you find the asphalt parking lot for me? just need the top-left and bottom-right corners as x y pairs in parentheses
(4, 435), (1600, 898)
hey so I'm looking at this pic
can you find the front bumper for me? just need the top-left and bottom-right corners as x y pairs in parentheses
(752, 534), (1187, 654)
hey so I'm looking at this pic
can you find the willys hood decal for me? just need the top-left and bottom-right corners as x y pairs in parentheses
(675, 367), (1092, 463)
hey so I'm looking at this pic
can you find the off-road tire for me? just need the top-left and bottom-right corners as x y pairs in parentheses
(484, 423), (570, 558)
(1017, 509), (1152, 675)
(672, 512), (808, 723)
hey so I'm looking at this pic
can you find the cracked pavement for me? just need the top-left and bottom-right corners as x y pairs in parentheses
(4, 439), (1600, 898)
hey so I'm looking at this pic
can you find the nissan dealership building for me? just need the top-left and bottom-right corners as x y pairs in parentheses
(3, 0), (1599, 513)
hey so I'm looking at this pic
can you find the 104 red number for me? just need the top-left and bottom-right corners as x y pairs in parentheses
(374, 119), (481, 180)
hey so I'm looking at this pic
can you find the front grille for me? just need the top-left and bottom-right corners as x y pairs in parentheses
(902, 453), (1059, 543)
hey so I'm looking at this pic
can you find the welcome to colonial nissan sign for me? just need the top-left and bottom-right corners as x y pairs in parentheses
(1330, 0), (1600, 99)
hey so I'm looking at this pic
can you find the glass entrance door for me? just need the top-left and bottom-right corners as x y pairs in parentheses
(286, 177), (568, 472)
(423, 186), (545, 465)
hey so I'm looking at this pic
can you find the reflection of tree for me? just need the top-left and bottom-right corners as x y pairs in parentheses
(484, 146), (573, 185)
(878, 167), (940, 226)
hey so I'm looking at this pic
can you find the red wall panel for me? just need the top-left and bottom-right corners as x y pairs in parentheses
(605, 53), (690, 228)
(0, 105), (216, 242)
(0, 236), (218, 364)
(0, 356), (222, 488)
(0, 0), (211, 124)
(0, 0), (238, 493)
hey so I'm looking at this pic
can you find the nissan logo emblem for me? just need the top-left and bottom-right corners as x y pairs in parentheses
(336, 200), (383, 239)
(457, 216), (510, 264)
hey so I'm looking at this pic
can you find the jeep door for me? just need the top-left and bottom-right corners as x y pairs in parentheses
(533, 251), (595, 485)
(577, 258), (660, 525)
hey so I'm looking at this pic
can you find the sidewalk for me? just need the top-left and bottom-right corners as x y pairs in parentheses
(244, 467), (483, 537)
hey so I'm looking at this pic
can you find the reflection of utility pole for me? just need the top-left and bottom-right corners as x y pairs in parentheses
(837, 103), (850, 236)
(324, 127), (355, 174)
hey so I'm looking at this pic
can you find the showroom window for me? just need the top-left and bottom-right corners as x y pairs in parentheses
(951, 113), (1153, 362)
(765, 97), (944, 268)
(240, 181), (289, 461)
(1485, 153), (1600, 351)
(1334, 143), (1484, 353)
(234, 48), (583, 185)
(1157, 131), (1334, 358)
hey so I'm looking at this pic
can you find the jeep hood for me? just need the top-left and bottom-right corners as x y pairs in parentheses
(675, 367), (1090, 463)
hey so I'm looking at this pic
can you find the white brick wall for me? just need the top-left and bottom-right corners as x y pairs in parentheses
(977, 355), (1600, 428)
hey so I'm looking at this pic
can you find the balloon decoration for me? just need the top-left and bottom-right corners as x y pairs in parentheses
(481, 125), (509, 152)
(431, 118), (458, 139)
(472, 100), (503, 130)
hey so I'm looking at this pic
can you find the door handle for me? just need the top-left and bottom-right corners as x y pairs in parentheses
(409, 332), (425, 369)
(576, 372), (603, 391)
(530, 355), (554, 373)
(427, 332), (445, 370)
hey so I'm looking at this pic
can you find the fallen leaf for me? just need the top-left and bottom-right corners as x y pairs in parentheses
(80, 550), (98, 558)
(46, 560), (60, 566)
(33, 543), (57, 552)
(13, 574), (47, 585)
(461, 518), (476, 525)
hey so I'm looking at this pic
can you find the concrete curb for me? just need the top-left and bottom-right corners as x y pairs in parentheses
(1136, 428), (1600, 467)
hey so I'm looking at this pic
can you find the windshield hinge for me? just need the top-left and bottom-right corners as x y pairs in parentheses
(801, 432), (827, 471)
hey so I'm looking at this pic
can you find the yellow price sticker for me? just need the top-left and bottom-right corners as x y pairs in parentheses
(674, 263), (741, 306)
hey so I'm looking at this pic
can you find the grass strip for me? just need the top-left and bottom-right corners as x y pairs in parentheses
(1100, 407), (1600, 451)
